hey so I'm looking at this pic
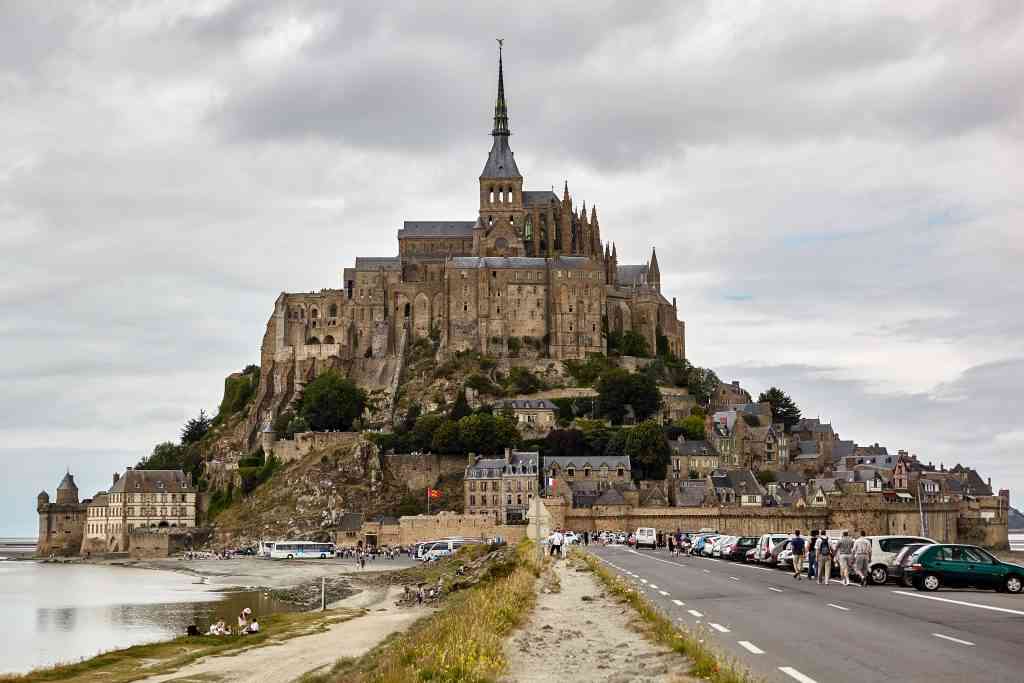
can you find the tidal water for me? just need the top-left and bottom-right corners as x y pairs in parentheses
(0, 561), (294, 675)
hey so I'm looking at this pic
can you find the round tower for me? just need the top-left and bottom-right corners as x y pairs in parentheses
(37, 490), (50, 511)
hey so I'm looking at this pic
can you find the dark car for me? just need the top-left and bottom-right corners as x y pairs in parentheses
(888, 543), (928, 586)
(723, 536), (759, 561)
(905, 544), (1024, 593)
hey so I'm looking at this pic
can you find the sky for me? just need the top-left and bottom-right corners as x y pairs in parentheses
(2, 1), (1022, 536)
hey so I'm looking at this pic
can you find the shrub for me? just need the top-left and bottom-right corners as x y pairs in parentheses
(298, 371), (368, 431)
(507, 367), (543, 394)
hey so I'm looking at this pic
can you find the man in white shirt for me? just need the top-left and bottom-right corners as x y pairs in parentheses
(852, 531), (872, 587)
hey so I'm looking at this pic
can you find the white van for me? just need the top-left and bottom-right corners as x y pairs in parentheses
(635, 527), (657, 550)
(421, 539), (481, 562)
(863, 535), (936, 583)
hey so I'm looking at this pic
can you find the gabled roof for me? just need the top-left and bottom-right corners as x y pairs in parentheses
(617, 264), (648, 285)
(773, 471), (807, 484)
(398, 221), (476, 238)
(109, 469), (194, 494)
(594, 487), (626, 506)
(671, 439), (715, 456)
(544, 455), (630, 470)
(499, 398), (556, 411)
(354, 256), (401, 271)
(639, 486), (668, 507)
(522, 190), (558, 207)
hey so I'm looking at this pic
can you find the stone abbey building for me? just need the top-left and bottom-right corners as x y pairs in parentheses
(247, 48), (685, 445)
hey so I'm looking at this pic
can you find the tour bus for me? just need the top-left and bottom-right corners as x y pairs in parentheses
(269, 541), (336, 559)
(258, 541), (276, 558)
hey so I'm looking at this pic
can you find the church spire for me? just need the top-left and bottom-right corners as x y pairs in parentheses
(492, 39), (509, 137)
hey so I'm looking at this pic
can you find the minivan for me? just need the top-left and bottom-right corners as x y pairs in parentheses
(634, 527), (657, 550)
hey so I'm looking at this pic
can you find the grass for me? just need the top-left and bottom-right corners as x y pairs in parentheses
(301, 540), (542, 683)
(576, 551), (757, 683)
(1, 609), (362, 683)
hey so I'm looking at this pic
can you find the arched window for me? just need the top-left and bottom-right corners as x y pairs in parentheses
(404, 303), (411, 318)
(311, 308), (319, 320)
(307, 336), (320, 345)
(324, 335), (335, 344)
(329, 303), (338, 317)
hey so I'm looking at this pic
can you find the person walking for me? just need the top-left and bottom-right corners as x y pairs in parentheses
(788, 529), (806, 580)
(836, 531), (855, 585)
(817, 530), (833, 585)
(853, 530), (872, 587)
(807, 529), (819, 580)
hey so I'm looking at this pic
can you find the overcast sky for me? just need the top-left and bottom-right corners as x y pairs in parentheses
(3, 1), (1022, 536)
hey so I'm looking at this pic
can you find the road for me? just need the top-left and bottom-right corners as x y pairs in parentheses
(585, 544), (1024, 683)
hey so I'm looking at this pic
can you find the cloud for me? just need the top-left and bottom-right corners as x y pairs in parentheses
(2, 1), (1023, 534)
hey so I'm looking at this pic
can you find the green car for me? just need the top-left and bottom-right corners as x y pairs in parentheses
(905, 544), (1024, 594)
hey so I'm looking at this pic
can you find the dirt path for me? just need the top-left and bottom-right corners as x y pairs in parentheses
(139, 586), (426, 683)
(502, 560), (696, 683)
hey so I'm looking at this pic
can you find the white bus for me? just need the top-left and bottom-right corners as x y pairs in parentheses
(269, 541), (336, 559)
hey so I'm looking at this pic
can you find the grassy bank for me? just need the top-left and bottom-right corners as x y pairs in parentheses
(577, 552), (756, 683)
(303, 540), (542, 683)
(1, 609), (361, 683)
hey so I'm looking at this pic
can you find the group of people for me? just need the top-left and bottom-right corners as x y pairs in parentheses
(785, 529), (873, 586)
(545, 529), (593, 558)
(195, 607), (260, 636)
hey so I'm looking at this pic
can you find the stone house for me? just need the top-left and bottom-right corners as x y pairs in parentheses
(336, 512), (364, 547)
(543, 454), (631, 490)
(464, 449), (540, 524)
(669, 439), (719, 478)
(496, 398), (557, 435)
(361, 516), (401, 548)
(710, 469), (766, 507)
(710, 381), (753, 412)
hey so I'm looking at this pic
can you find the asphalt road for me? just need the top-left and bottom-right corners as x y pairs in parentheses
(585, 544), (1024, 683)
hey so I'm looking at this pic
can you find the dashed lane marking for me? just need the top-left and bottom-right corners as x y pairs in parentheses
(779, 667), (818, 683)
(687, 609), (704, 618)
(703, 569), (711, 574)
(709, 623), (730, 633)
(768, 587), (783, 593)
(827, 603), (850, 612)
(738, 641), (764, 654)
(672, 599), (685, 606)
(729, 576), (740, 581)
(659, 590), (670, 596)
(932, 633), (975, 646)
(649, 584), (659, 589)
(640, 579), (648, 584)
(892, 591), (1024, 616)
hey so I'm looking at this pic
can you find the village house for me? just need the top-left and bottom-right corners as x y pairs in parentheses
(669, 439), (720, 478)
(496, 398), (557, 435)
(464, 449), (539, 524)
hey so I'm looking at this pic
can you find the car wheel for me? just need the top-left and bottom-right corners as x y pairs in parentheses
(870, 566), (888, 585)
(1005, 575), (1023, 594)
(922, 573), (941, 592)
(287, 554), (294, 559)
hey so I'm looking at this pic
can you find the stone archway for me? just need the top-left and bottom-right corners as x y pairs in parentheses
(413, 292), (431, 338)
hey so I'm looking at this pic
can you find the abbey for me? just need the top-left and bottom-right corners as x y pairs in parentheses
(250, 49), (684, 443)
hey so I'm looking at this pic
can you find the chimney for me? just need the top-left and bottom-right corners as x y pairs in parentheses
(732, 381), (740, 387)
(113, 472), (120, 485)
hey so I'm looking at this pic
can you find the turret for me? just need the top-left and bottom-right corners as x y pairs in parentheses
(56, 471), (79, 506)
(37, 490), (50, 511)
(648, 247), (661, 292)
(479, 40), (524, 229)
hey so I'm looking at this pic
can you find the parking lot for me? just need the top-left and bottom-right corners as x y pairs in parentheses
(586, 542), (1024, 683)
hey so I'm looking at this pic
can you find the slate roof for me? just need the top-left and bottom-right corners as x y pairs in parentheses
(795, 441), (820, 459)
(369, 515), (400, 526)
(522, 190), (559, 207)
(773, 471), (808, 484)
(466, 457), (506, 478)
(498, 398), (556, 411)
(675, 480), (710, 507)
(831, 440), (857, 462)
(792, 418), (833, 434)
(711, 469), (765, 496)
(339, 512), (364, 531)
(594, 487), (627, 505)
(397, 221), (476, 239)
(354, 257), (401, 271)
(617, 264), (648, 285)
(671, 439), (715, 456)
(57, 472), (78, 491)
(109, 469), (194, 494)
(449, 256), (593, 270)
(481, 136), (521, 178)
(639, 485), (668, 507)
(543, 455), (631, 471)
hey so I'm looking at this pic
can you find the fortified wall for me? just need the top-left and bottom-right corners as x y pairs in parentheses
(384, 454), (467, 493)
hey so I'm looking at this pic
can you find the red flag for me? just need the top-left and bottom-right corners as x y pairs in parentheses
(427, 488), (442, 499)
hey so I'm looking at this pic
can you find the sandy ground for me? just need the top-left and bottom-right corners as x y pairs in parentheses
(502, 560), (695, 683)
(105, 556), (415, 590)
(139, 586), (428, 683)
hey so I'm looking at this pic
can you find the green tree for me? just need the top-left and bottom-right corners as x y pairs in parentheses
(273, 409), (295, 436)
(400, 403), (422, 433)
(757, 387), (802, 430)
(449, 389), (472, 421)
(412, 414), (446, 451)
(507, 367), (542, 394)
(596, 369), (633, 424)
(677, 415), (706, 441)
(181, 410), (212, 445)
(756, 470), (777, 486)
(286, 415), (310, 438)
(629, 372), (662, 421)
(137, 441), (184, 470)
(431, 420), (462, 454)
(625, 420), (671, 480)
(619, 330), (651, 357)
(604, 428), (628, 458)
(298, 371), (367, 431)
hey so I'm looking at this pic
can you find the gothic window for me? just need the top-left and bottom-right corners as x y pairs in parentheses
(329, 303), (338, 317)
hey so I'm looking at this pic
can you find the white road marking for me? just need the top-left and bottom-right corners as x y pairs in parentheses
(659, 590), (670, 596)
(640, 578), (648, 584)
(932, 633), (975, 646)
(688, 609), (704, 618)
(649, 584), (659, 589)
(703, 569), (711, 574)
(892, 591), (1024, 616)
(729, 576), (740, 581)
(738, 641), (764, 654)
(827, 603), (850, 611)
(779, 666), (818, 683)
(709, 623), (730, 633)
(672, 599), (685, 606)
(768, 587), (783, 593)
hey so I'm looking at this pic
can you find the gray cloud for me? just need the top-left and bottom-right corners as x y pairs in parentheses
(2, 1), (1023, 535)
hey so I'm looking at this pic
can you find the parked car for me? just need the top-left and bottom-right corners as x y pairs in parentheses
(703, 536), (722, 557)
(563, 532), (580, 545)
(863, 535), (937, 584)
(692, 534), (718, 556)
(635, 527), (658, 550)
(753, 534), (790, 563)
(905, 544), (1024, 593)
(888, 543), (929, 586)
(723, 536), (759, 562)
(745, 547), (757, 563)
(710, 536), (730, 557)
(768, 539), (791, 568)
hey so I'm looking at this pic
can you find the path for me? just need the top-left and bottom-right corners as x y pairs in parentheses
(502, 559), (695, 683)
(139, 586), (425, 683)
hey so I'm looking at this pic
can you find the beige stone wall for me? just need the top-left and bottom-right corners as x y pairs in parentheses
(37, 505), (85, 556)
(385, 453), (466, 493)
(396, 512), (528, 546)
(269, 431), (360, 464)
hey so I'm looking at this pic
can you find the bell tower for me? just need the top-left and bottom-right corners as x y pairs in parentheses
(478, 40), (525, 254)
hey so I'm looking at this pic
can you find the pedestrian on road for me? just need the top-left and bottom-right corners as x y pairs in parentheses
(853, 530), (872, 587)
(817, 530), (833, 585)
(807, 529), (819, 580)
(788, 529), (806, 580)
(668, 533), (675, 554)
(836, 531), (855, 585)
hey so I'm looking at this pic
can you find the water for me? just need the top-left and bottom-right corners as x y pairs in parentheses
(0, 561), (296, 675)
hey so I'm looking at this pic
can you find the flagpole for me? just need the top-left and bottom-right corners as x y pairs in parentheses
(427, 487), (430, 516)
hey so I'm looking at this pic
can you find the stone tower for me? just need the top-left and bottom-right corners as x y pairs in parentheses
(477, 40), (525, 255)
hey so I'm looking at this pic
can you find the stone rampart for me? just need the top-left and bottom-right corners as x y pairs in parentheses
(128, 528), (212, 559)
(385, 453), (466, 492)
(396, 512), (528, 546)
(268, 431), (361, 464)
